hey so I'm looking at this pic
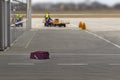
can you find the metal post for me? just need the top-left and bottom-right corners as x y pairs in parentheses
(27, 0), (32, 30)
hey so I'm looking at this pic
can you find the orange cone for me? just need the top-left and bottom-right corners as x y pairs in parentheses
(79, 22), (83, 28)
(82, 23), (86, 30)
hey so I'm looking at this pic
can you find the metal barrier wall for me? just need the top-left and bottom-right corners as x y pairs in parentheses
(0, 0), (31, 51)
(10, 0), (27, 44)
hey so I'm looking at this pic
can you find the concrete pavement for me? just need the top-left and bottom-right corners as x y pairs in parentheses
(0, 18), (120, 80)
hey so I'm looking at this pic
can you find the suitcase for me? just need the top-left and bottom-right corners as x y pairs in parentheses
(30, 51), (50, 60)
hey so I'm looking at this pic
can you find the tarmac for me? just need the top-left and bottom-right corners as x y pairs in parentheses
(0, 18), (120, 80)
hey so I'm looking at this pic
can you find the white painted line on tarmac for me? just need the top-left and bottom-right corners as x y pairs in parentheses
(86, 31), (120, 49)
(71, 24), (120, 49)
(51, 53), (120, 56)
(69, 24), (78, 27)
(8, 63), (35, 66)
(58, 63), (88, 66)
(25, 32), (37, 48)
(2, 54), (29, 56)
(70, 24), (80, 29)
(109, 63), (120, 66)
(3, 47), (10, 52)
(69, 24), (80, 30)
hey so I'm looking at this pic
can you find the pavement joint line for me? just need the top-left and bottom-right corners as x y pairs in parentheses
(8, 63), (35, 66)
(71, 24), (120, 49)
(86, 31), (120, 49)
(25, 31), (37, 48)
(33, 14), (120, 16)
(30, 29), (39, 31)
(34, 28), (71, 30)
(57, 63), (88, 66)
(33, 23), (78, 30)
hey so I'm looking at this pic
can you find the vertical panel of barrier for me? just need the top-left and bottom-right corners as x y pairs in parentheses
(0, 0), (9, 51)
(4, 0), (9, 49)
(27, 0), (32, 29)
(7, 0), (10, 47)
(0, 0), (4, 50)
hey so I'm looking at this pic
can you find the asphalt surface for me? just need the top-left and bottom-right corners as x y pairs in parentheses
(0, 18), (120, 80)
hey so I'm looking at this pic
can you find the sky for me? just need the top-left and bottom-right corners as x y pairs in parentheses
(32, 0), (120, 6)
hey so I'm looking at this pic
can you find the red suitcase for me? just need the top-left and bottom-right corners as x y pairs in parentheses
(30, 51), (49, 60)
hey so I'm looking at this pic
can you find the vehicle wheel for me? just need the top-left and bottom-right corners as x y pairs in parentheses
(58, 24), (61, 27)
(44, 23), (46, 27)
